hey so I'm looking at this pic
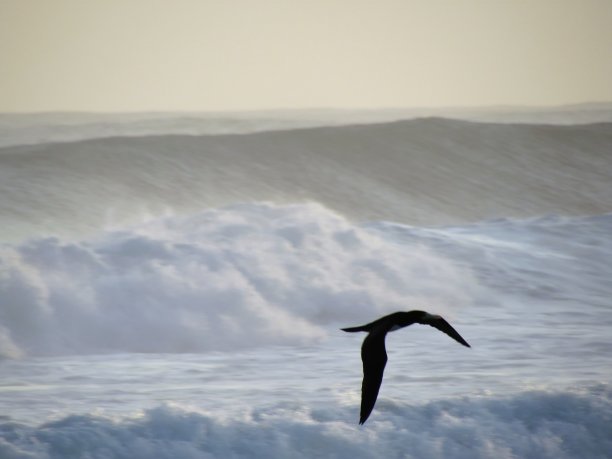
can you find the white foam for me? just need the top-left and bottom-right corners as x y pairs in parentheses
(0, 203), (480, 358)
(1, 386), (610, 459)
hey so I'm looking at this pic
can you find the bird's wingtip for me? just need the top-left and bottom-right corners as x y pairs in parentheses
(341, 326), (364, 333)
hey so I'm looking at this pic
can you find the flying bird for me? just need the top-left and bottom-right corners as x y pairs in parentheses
(342, 310), (470, 425)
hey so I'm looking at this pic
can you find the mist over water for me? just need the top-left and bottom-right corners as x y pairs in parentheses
(1, 113), (611, 458)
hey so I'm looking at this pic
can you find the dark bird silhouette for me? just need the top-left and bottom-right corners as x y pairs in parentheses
(342, 310), (470, 424)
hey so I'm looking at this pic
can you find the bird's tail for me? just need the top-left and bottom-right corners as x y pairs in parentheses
(341, 325), (369, 333)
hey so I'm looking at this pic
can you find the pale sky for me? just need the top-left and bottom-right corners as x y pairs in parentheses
(1, 0), (611, 112)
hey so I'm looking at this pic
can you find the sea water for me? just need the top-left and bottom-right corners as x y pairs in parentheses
(1, 114), (611, 458)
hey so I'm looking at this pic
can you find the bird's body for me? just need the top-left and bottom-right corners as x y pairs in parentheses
(342, 310), (470, 424)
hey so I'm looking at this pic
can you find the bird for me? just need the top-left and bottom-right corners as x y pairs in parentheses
(342, 310), (470, 425)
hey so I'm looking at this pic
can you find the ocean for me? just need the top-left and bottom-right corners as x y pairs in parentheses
(1, 111), (611, 458)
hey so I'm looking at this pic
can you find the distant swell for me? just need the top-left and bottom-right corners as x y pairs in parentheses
(1, 386), (611, 459)
(1, 118), (611, 242)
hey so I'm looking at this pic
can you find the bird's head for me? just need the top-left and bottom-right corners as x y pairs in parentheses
(423, 312), (443, 321)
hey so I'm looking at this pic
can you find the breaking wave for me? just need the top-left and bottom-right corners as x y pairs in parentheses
(0, 202), (481, 358)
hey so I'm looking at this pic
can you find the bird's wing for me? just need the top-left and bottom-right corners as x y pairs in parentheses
(424, 316), (471, 347)
(359, 333), (388, 424)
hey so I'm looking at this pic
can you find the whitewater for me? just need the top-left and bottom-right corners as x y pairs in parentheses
(1, 111), (611, 458)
